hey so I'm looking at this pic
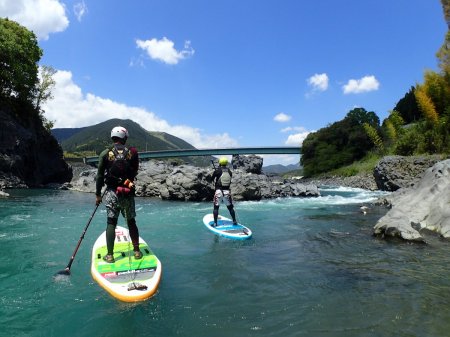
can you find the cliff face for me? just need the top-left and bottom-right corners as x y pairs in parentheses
(0, 108), (72, 188)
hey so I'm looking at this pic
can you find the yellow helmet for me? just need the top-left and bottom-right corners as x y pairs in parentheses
(218, 157), (228, 166)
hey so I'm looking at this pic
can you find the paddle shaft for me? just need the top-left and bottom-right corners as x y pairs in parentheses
(63, 189), (105, 273)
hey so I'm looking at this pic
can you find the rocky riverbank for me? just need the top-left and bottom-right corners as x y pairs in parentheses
(3, 149), (450, 243)
(298, 155), (446, 192)
(373, 159), (450, 241)
(65, 154), (450, 243)
(65, 155), (320, 201)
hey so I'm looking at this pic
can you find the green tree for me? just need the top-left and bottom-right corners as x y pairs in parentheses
(421, 70), (450, 116)
(381, 110), (405, 146)
(35, 65), (56, 130)
(393, 87), (421, 123)
(387, 110), (405, 130)
(383, 120), (396, 144)
(34, 65), (56, 110)
(442, 0), (450, 28)
(394, 126), (423, 155)
(345, 107), (380, 127)
(0, 18), (43, 106)
(301, 107), (379, 176)
(437, 0), (450, 73)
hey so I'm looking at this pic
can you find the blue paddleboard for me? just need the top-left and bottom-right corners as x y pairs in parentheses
(202, 214), (252, 240)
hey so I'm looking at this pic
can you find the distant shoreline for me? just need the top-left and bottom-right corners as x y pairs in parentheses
(299, 173), (378, 191)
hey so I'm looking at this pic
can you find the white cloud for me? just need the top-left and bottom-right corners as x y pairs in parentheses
(274, 113), (291, 123)
(280, 126), (308, 133)
(73, 1), (87, 22)
(285, 131), (310, 146)
(261, 126), (308, 165)
(307, 73), (329, 91)
(136, 37), (195, 65)
(42, 70), (238, 149)
(0, 0), (69, 40)
(342, 75), (380, 94)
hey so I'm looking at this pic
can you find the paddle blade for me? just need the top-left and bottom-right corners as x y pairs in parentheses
(55, 268), (71, 277)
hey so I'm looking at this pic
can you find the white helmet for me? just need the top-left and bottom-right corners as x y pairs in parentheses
(111, 126), (129, 140)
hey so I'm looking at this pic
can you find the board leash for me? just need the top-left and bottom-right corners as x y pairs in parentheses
(125, 229), (147, 291)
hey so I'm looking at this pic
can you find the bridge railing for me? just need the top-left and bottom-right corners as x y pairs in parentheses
(83, 146), (301, 166)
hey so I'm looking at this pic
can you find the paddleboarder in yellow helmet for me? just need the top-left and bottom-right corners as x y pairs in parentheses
(211, 157), (237, 227)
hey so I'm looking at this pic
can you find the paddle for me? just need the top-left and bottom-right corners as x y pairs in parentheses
(55, 189), (106, 276)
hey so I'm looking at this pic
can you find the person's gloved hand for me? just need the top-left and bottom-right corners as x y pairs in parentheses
(95, 195), (102, 206)
(124, 179), (135, 191)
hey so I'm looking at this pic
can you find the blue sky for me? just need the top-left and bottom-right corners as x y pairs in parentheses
(0, 0), (447, 165)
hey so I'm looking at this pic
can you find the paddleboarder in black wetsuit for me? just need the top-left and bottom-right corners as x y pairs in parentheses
(211, 157), (237, 227)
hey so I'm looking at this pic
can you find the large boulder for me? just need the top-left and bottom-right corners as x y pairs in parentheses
(65, 162), (97, 193)
(373, 159), (450, 241)
(231, 154), (263, 174)
(373, 155), (442, 191)
(231, 170), (319, 200)
(160, 165), (212, 201)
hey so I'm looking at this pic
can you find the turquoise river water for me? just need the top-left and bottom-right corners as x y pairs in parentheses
(1, 187), (450, 337)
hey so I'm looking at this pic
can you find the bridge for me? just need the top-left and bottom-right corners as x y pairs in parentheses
(83, 146), (301, 166)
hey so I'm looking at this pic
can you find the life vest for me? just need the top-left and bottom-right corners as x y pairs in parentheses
(105, 145), (132, 186)
(219, 169), (231, 188)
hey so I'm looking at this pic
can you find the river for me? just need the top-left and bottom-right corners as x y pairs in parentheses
(1, 187), (450, 337)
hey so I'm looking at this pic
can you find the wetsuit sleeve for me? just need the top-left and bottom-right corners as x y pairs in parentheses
(95, 149), (108, 196)
(129, 147), (139, 180)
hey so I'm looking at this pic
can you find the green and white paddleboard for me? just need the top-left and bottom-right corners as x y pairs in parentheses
(91, 226), (162, 302)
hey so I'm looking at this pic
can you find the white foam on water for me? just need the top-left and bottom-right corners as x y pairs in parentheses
(52, 273), (72, 284)
(237, 187), (390, 210)
(10, 214), (31, 221)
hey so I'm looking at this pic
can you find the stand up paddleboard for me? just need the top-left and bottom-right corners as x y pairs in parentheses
(203, 214), (252, 240)
(91, 226), (162, 302)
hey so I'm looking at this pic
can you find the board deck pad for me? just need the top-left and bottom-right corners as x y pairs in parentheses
(91, 226), (162, 302)
(93, 243), (157, 283)
(203, 214), (252, 240)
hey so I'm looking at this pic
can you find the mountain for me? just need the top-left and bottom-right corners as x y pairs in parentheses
(51, 127), (87, 142)
(262, 163), (301, 175)
(52, 118), (211, 166)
